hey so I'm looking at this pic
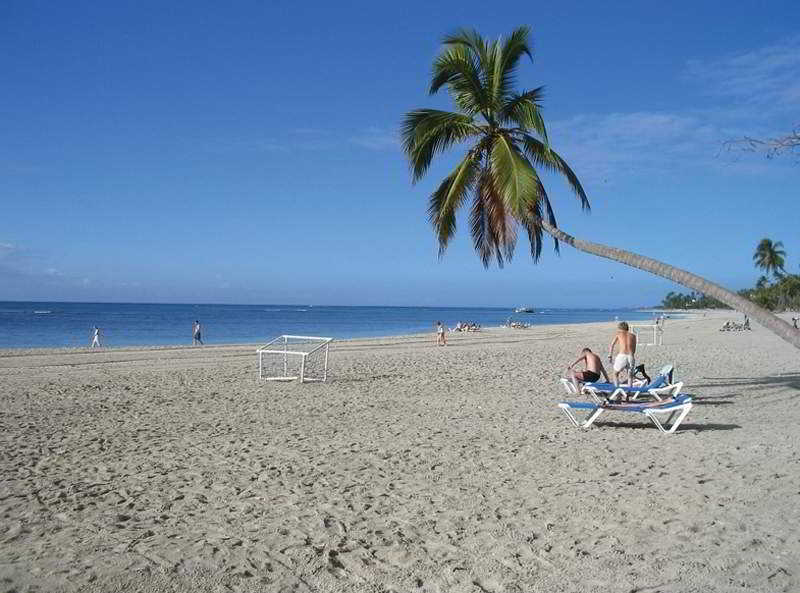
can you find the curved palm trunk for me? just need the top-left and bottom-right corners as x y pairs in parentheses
(538, 220), (800, 350)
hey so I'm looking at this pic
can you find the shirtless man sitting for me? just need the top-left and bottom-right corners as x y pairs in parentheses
(608, 321), (637, 386)
(567, 347), (610, 390)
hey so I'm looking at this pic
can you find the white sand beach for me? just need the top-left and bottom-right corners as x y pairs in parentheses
(1, 312), (799, 592)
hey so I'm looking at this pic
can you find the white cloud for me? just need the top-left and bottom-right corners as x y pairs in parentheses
(549, 111), (723, 182)
(686, 35), (800, 112)
(0, 241), (93, 288)
(202, 138), (287, 154)
(547, 37), (800, 183)
(290, 128), (330, 136)
(349, 126), (400, 150)
(203, 126), (401, 155)
(0, 242), (19, 256)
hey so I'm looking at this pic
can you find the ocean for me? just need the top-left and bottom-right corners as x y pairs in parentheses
(0, 302), (664, 349)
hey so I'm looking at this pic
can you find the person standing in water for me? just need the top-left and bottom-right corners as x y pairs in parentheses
(90, 326), (102, 348)
(192, 320), (204, 345)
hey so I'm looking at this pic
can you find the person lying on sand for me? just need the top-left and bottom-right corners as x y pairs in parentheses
(567, 348), (610, 390)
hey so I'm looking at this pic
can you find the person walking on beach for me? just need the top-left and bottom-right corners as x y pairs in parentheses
(608, 321), (637, 386)
(89, 326), (102, 348)
(435, 321), (447, 346)
(566, 348), (610, 390)
(192, 320), (204, 345)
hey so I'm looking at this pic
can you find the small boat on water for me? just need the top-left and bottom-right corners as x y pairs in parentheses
(514, 306), (535, 313)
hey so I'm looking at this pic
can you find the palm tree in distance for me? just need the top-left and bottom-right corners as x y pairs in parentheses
(753, 238), (786, 282)
(402, 27), (800, 349)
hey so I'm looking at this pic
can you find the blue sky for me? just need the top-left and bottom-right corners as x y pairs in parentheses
(2, 0), (798, 307)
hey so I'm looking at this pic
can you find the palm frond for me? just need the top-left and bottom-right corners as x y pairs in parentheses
(500, 87), (548, 141)
(470, 181), (491, 267)
(427, 148), (482, 256)
(753, 238), (787, 273)
(522, 171), (560, 262)
(492, 26), (533, 106)
(442, 28), (491, 74)
(470, 168), (499, 267)
(401, 109), (480, 182)
(471, 164), (517, 267)
(404, 27), (591, 270)
(517, 133), (590, 210)
(429, 45), (487, 115)
(490, 133), (537, 218)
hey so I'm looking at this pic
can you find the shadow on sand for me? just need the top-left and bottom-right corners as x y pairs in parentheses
(595, 421), (741, 432)
(680, 392), (736, 405)
(695, 372), (800, 392)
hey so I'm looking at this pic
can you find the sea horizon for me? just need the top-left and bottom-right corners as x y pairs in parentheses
(0, 300), (669, 350)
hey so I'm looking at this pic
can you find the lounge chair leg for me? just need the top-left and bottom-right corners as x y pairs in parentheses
(559, 405), (604, 429)
(559, 406), (581, 428)
(647, 413), (666, 433)
(645, 403), (692, 434)
(582, 386), (603, 403)
(609, 388), (625, 401)
(667, 405), (692, 434)
(583, 408), (604, 428)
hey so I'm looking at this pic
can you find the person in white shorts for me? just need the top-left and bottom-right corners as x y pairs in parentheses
(435, 321), (447, 346)
(192, 320), (204, 345)
(90, 326), (102, 348)
(608, 321), (637, 386)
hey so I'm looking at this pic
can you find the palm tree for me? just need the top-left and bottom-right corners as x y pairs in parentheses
(753, 238), (786, 281)
(402, 27), (800, 349)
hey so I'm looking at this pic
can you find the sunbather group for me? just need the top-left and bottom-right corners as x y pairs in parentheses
(720, 318), (751, 331)
(454, 321), (481, 332)
(566, 321), (638, 389)
(557, 321), (691, 433)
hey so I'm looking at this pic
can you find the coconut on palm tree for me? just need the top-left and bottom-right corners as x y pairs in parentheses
(753, 238), (786, 281)
(402, 27), (800, 349)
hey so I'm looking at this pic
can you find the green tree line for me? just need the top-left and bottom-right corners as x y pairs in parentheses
(661, 239), (800, 311)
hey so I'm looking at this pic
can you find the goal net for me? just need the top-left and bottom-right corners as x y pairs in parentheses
(257, 335), (332, 383)
(631, 324), (664, 346)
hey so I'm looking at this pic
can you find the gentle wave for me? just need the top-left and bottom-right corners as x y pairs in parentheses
(0, 301), (664, 349)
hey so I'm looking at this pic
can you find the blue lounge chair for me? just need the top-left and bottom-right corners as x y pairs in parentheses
(557, 394), (693, 434)
(583, 365), (678, 402)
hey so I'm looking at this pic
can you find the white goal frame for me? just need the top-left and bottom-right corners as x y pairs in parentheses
(257, 335), (332, 383)
(631, 324), (663, 346)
